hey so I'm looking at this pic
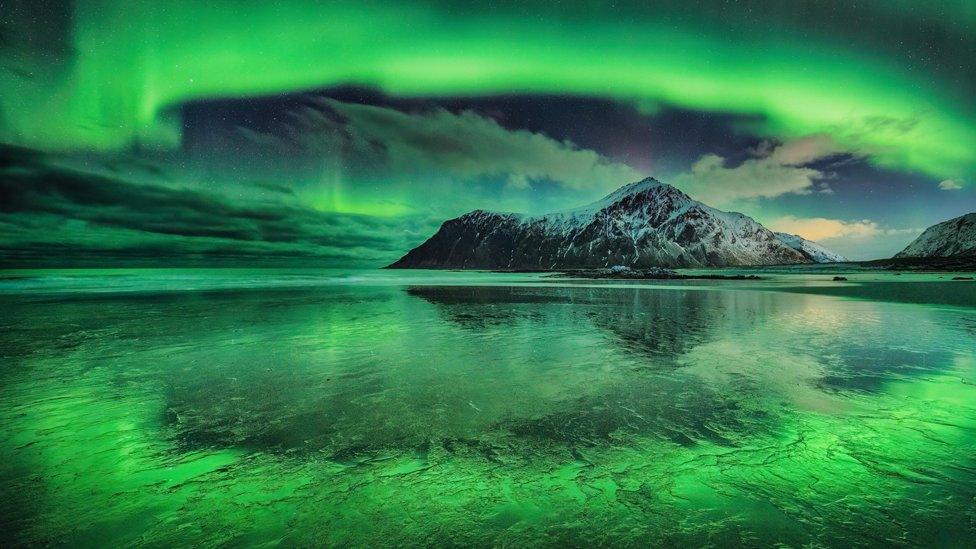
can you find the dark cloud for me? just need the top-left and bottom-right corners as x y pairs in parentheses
(184, 87), (765, 178)
(183, 93), (656, 218)
(251, 181), (296, 195)
(315, 98), (643, 192)
(672, 135), (848, 206)
(0, 146), (427, 267)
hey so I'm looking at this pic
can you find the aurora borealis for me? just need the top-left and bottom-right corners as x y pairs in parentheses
(1, 0), (974, 262)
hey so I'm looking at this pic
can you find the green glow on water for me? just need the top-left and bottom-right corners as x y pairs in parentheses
(1, 272), (975, 545)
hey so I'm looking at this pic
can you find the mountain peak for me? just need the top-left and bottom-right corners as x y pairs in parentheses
(620, 176), (667, 193)
(599, 176), (670, 200)
(389, 176), (834, 269)
(568, 177), (688, 215)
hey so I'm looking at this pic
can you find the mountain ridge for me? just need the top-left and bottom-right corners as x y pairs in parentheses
(774, 232), (849, 263)
(895, 212), (976, 258)
(390, 178), (846, 269)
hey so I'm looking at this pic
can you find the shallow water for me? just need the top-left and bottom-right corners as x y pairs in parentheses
(1, 269), (975, 546)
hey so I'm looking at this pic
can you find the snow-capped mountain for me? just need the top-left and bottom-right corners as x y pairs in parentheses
(894, 212), (976, 258)
(773, 232), (849, 263)
(389, 177), (816, 269)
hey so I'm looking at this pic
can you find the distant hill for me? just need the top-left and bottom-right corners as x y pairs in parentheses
(895, 213), (976, 258)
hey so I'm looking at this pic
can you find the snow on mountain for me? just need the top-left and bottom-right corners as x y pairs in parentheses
(389, 177), (812, 269)
(773, 232), (848, 263)
(894, 212), (976, 258)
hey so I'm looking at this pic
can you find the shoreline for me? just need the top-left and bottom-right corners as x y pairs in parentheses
(545, 268), (763, 281)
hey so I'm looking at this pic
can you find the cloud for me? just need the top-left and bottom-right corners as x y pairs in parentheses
(288, 98), (644, 193)
(766, 216), (881, 241)
(673, 135), (846, 205)
(765, 215), (930, 259)
(939, 179), (963, 190)
(765, 135), (844, 165)
(0, 152), (430, 266)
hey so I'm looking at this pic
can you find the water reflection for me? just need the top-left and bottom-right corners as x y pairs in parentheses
(408, 285), (784, 447)
(1, 279), (975, 546)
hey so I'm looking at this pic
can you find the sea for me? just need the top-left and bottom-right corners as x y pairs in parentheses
(1, 268), (974, 546)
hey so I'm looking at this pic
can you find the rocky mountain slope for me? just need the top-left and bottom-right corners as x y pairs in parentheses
(774, 232), (849, 263)
(390, 178), (838, 269)
(895, 213), (976, 258)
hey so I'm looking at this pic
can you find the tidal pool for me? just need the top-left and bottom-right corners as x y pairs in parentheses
(1, 270), (974, 546)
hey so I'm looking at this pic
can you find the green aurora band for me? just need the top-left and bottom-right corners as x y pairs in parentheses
(2, 0), (974, 183)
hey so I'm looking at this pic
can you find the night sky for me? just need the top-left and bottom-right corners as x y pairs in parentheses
(1, 1), (974, 265)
